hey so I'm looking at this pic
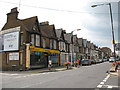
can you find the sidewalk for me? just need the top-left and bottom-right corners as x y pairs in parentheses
(26, 65), (79, 73)
(109, 66), (120, 76)
(2, 65), (79, 74)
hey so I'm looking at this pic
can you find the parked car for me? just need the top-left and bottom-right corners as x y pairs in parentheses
(98, 59), (103, 63)
(81, 59), (91, 65)
(94, 59), (99, 63)
(90, 59), (96, 64)
(109, 57), (115, 62)
(103, 59), (107, 62)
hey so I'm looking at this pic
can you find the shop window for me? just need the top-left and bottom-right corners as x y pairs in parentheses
(36, 35), (40, 46)
(20, 52), (23, 65)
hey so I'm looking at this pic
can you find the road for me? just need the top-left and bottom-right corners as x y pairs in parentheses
(1, 62), (117, 88)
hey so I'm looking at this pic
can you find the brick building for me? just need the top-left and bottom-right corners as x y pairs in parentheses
(1, 7), (60, 71)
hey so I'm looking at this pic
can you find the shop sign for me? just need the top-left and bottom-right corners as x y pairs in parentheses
(4, 31), (19, 51)
(9, 52), (19, 60)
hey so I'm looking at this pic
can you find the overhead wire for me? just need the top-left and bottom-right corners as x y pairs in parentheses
(0, 0), (119, 14)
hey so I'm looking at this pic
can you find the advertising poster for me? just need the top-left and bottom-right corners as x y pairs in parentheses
(4, 31), (19, 51)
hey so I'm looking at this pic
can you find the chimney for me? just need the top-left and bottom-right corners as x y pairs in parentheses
(7, 7), (19, 22)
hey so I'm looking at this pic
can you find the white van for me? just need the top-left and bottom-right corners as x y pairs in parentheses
(109, 57), (115, 62)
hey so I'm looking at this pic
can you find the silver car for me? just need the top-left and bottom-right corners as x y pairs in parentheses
(81, 59), (91, 65)
(109, 57), (114, 62)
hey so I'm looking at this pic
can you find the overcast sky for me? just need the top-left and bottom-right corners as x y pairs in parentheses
(0, 0), (120, 52)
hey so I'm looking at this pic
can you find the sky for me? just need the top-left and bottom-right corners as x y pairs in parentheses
(0, 0), (120, 53)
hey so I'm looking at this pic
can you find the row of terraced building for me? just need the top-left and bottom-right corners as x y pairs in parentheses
(0, 8), (111, 71)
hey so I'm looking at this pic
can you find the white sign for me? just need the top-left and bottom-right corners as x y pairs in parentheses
(4, 31), (19, 51)
(9, 52), (19, 60)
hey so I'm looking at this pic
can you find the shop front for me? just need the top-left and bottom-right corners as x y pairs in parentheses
(60, 52), (69, 65)
(29, 46), (60, 69)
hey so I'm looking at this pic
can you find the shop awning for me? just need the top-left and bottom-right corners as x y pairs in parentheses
(30, 46), (60, 54)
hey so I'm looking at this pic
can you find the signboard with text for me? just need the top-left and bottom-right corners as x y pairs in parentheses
(4, 31), (19, 51)
(9, 52), (19, 60)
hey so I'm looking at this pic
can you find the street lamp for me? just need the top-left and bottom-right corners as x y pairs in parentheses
(91, 3), (117, 71)
(71, 29), (81, 66)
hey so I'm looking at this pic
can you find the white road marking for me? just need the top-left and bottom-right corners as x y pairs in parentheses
(97, 74), (111, 88)
(104, 85), (120, 88)
(103, 79), (107, 82)
(108, 86), (112, 88)
(100, 82), (104, 85)
(97, 85), (102, 88)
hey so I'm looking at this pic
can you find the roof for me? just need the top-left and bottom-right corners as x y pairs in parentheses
(55, 29), (62, 39)
(73, 35), (77, 44)
(64, 33), (72, 43)
(21, 16), (40, 33)
(78, 38), (83, 46)
(55, 29), (65, 41)
(39, 24), (56, 39)
(2, 19), (20, 30)
(2, 16), (40, 34)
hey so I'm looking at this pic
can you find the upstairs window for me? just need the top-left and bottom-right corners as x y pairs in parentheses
(43, 38), (46, 48)
(31, 34), (34, 46)
(50, 39), (53, 49)
(54, 40), (56, 49)
(36, 35), (40, 46)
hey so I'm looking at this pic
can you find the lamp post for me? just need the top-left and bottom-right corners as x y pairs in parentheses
(91, 3), (117, 71)
(71, 29), (81, 66)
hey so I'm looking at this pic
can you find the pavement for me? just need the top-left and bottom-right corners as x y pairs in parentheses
(2, 65), (80, 74)
(108, 66), (120, 76)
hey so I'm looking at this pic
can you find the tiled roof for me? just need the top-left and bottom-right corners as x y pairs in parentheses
(21, 16), (39, 33)
(64, 33), (72, 43)
(39, 24), (56, 39)
(2, 16), (40, 34)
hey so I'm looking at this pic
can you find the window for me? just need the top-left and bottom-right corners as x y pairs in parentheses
(64, 42), (66, 51)
(20, 34), (23, 46)
(59, 42), (60, 50)
(50, 39), (52, 49)
(33, 25), (36, 31)
(31, 34), (34, 46)
(43, 38), (46, 48)
(36, 35), (40, 46)
(54, 40), (56, 49)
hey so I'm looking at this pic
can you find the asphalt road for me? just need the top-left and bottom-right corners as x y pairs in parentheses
(2, 62), (112, 88)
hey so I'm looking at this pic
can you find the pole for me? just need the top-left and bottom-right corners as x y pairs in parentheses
(109, 3), (117, 71)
